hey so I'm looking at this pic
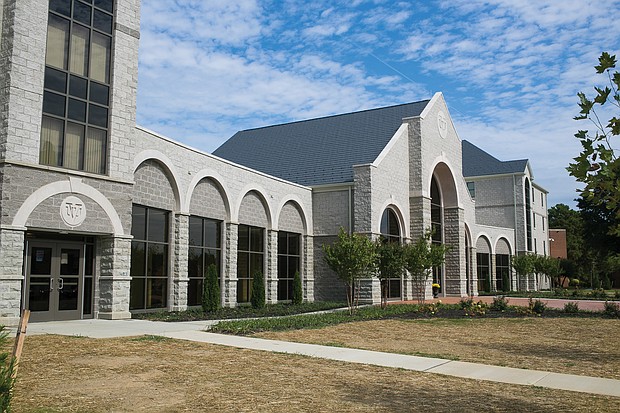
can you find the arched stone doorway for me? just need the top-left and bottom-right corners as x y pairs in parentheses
(380, 208), (402, 300)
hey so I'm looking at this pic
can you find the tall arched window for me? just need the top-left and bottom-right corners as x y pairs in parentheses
(380, 208), (401, 299)
(525, 179), (532, 252)
(430, 176), (443, 287)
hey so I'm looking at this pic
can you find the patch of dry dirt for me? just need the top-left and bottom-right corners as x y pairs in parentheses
(257, 317), (620, 380)
(10, 334), (620, 412)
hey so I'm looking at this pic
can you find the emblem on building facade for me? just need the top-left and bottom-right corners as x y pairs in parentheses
(60, 196), (86, 228)
(437, 110), (448, 139)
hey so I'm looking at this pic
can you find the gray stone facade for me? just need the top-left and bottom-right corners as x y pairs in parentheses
(0, 0), (549, 325)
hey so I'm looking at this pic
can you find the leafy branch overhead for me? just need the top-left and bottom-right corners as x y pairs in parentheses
(568, 52), (620, 235)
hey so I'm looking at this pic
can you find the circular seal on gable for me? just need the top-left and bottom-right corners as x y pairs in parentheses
(437, 110), (448, 139)
(60, 196), (86, 228)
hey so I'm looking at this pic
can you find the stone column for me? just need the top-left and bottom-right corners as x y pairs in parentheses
(470, 246), (478, 296)
(266, 230), (278, 304)
(490, 254), (497, 292)
(171, 213), (189, 311)
(303, 235), (314, 302)
(98, 235), (132, 320)
(0, 227), (26, 326)
(444, 207), (466, 296)
(223, 223), (238, 307)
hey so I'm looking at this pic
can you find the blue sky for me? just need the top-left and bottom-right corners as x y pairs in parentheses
(136, 0), (620, 208)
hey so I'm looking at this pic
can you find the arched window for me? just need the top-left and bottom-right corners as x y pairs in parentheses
(430, 176), (443, 286)
(525, 179), (532, 252)
(380, 208), (401, 299)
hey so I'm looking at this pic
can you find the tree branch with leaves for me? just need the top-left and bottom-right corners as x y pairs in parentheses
(568, 52), (620, 235)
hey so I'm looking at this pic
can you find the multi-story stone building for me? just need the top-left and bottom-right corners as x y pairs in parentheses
(0, 0), (548, 325)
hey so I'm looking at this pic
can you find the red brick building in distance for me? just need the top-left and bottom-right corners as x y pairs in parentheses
(549, 229), (567, 259)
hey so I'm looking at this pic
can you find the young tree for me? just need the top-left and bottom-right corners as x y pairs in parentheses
(374, 238), (406, 308)
(322, 227), (377, 314)
(403, 230), (448, 304)
(292, 270), (303, 305)
(251, 270), (265, 309)
(0, 326), (15, 412)
(568, 52), (620, 236)
(511, 254), (534, 291)
(202, 263), (220, 313)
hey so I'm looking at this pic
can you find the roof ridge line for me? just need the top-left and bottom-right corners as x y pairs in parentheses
(239, 99), (431, 133)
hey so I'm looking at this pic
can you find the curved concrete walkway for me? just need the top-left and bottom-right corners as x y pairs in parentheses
(23, 318), (620, 398)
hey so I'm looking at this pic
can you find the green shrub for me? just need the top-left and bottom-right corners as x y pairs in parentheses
(530, 298), (547, 315)
(490, 296), (509, 312)
(292, 271), (303, 305)
(251, 270), (265, 309)
(615, 290), (620, 299)
(563, 302), (580, 314)
(202, 264), (220, 313)
(1, 325), (15, 413)
(603, 301), (620, 318)
(458, 297), (474, 309)
(602, 275), (612, 290)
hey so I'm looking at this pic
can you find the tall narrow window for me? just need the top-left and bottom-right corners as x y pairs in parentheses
(430, 176), (443, 287)
(188, 216), (221, 307)
(380, 208), (401, 299)
(130, 205), (169, 310)
(237, 225), (264, 303)
(477, 253), (490, 292)
(525, 179), (533, 251)
(277, 232), (300, 301)
(40, 0), (114, 174)
(495, 254), (510, 292)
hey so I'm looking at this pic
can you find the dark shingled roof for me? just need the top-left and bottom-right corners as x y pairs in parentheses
(213, 100), (430, 186)
(462, 140), (528, 177)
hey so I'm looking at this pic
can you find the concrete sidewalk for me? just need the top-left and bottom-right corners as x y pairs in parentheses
(24, 318), (620, 398)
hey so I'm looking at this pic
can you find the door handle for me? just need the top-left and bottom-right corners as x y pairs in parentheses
(58, 277), (64, 290)
(50, 278), (54, 291)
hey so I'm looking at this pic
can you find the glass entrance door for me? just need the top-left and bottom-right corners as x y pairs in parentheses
(27, 242), (84, 322)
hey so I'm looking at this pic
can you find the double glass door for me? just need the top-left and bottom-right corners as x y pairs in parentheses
(27, 242), (84, 322)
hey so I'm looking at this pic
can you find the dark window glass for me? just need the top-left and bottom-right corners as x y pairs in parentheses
(131, 205), (146, 239)
(69, 75), (88, 98)
(188, 247), (202, 279)
(277, 232), (301, 301)
(238, 225), (249, 251)
(83, 276), (93, 315)
(73, 1), (92, 25)
(84, 244), (94, 276)
(130, 242), (145, 276)
(68, 98), (86, 121)
(147, 209), (168, 242)
(204, 220), (220, 248)
(31, 247), (53, 275)
(250, 227), (264, 252)
(95, 0), (114, 13)
(93, 9), (113, 33)
(89, 82), (108, 105)
(43, 91), (66, 117)
(45, 67), (67, 93)
(50, 0), (72, 17)
(188, 216), (203, 246)
(147, 244), (167, 276)
(88, 104), (107, 127)
(129, 277), (145, 310)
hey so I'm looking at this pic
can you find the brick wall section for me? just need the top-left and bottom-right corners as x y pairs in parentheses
(172, 213), (189, 311)
(303, 235), (314, 302)
(313, 235), (347, 302)
(444, 207), (466, 296)
(223, 223), (238, 307)
(0, 0), (47, 164)
(0, 164), (133, 231)
(266, 230), (278, 303)
(312, 189), (350, 235)
(0, 228), (24, 323)
(189, 178), (227, 220)
(133, 159), (177, 211)
(238, 191), (268, 227)
(97, 235), (131, 319)
(278, 202), (304, 234)
(108, 0), (140, 181)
